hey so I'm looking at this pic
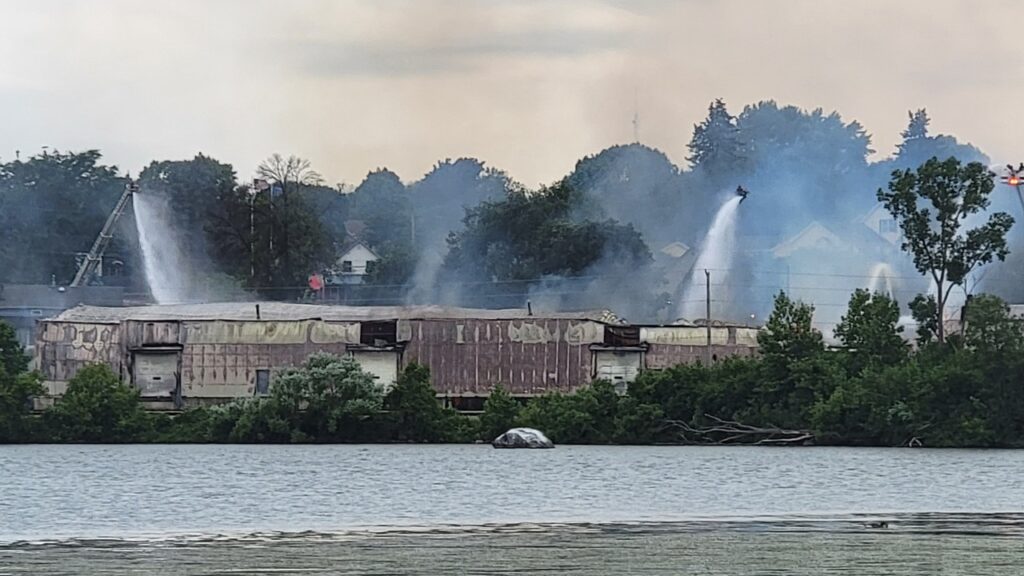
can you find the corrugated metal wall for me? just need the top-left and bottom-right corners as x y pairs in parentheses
(401, 318), (605, 396)
(36, 315), (761, 401)
(179, 320), (357, 398)
(37, 321), (124, 394)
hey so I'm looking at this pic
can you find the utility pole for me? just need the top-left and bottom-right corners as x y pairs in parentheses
(705, 269), (712, 366)
(632, 88), (640, 143)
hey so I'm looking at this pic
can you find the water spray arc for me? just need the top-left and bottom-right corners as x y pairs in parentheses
(679, 192), (744, 321)
(133, 185), (192, 305)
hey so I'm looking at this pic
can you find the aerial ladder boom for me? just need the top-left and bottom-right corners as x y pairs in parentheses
(70, 180), (137, 287)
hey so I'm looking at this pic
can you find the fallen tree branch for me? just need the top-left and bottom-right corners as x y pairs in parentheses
(660, 414), (814, 446)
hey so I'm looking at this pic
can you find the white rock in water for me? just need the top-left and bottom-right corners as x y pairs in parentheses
(492, 427), (554, 449)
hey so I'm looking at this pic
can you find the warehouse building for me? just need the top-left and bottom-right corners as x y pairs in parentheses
(34, 302), (759, 410)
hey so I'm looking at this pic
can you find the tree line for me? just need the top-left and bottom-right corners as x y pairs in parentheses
(2, 286), (1023, 447)
(2, 102), (1011, 321)
(1, 141), (1021, 446)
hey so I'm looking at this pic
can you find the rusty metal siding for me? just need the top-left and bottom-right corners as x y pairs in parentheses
(36, 320), (124, 392)
(645, 343), (758, 370)
(179, 320), (351, 398)
(401, 318), (604, 396)
(123, 320), (181, 348)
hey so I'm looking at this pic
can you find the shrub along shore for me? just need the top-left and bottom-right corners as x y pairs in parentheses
(3, 289), (1024, 447)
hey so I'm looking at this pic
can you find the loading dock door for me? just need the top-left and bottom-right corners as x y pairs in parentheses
(133, 351), (180, 398)
(351, 350), (399, 391)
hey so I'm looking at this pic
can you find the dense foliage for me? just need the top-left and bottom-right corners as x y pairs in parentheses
(4, 279), (1024, 447)
(878, 157), (1014, 342)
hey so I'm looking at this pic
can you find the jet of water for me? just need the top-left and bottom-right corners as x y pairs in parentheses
(866, 262), (895, 297)
(679, 195), (743, 321)
(133, 190), (192, 304)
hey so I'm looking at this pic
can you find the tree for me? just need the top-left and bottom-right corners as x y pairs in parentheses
(0, 150), (128, 285)
(758, 291), (824, 361)
(0, 320), (28, 377)
(878, 157), (1014, 342)
(963, 294), (1024, 356)
(256, 153), (323, 191)
(349, 169), (411, 249)
(45, 364), (152, 442)
(909, 294), (939, 345)
(893, 109), (988, 169)
(385, 363), (450, 442)
(833, 289), (906, 373)
(479, 384), (520, 441)
(900, 109), (931, 142)
(270, 353), (384, 441)
(688, 98), (745, 177)
(0, 321), (41, 442)
(255, 154), (326, 289)
(138, 154), (239, 254)
(443, 181), (651, 307)
(567, 143), (684, 243)
(754, 291), (837, 428)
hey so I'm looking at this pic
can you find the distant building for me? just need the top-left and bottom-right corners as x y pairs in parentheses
(34, 302), (759, 411)
(326, 242), (379, 285)
(0, 284), (124, 352)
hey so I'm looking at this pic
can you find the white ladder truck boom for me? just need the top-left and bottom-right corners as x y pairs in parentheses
(70, 180), (138, 288)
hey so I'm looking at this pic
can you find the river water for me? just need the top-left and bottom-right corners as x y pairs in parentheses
(1, 445), (1022, 574)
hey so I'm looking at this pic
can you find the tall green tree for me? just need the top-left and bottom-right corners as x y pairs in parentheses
(255, 154), (328, 290)
(385, 363), (450, 442)
(0, 321), (41, 442)
(0, 150), (128, 284)
(894, 109), (988, 169)
(443, 181), (651, 306)
(688, 98), (745, 177)
(833, 289), (906, 373)
(138, 154), (238, 252)
(878, 157), (1014, 342)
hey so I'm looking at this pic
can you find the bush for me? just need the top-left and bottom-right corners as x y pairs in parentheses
(45, 364), (152, 442)
(478, 384), (519, 441)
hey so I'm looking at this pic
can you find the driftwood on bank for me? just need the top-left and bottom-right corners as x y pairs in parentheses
(662, 414), (814, 446)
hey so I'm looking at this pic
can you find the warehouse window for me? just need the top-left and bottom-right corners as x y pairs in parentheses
(255, 369), (270, 395)
(360, 321), (397, 346)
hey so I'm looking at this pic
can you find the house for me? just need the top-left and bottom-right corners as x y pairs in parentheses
(326, 241), (379, 285)
(858, 203), (901, 247)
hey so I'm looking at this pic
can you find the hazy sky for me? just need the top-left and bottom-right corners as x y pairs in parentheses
(1, 0), (1021, 187)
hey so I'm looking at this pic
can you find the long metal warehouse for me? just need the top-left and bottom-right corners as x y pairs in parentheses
(35, 302), (759, 410)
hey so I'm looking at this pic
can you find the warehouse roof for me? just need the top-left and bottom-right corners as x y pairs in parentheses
(50, 302), (625, 324)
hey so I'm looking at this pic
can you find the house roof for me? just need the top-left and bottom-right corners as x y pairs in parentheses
(771, 217), (901, 260)
(658, 241), (691, 259)
(336, 240), (379, 260)
(771, 222), (851, 258)
(49, 302), (624, 324)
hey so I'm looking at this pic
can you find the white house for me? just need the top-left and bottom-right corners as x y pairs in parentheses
(327, 242), (379, 285)
(858, 203), (901, 246)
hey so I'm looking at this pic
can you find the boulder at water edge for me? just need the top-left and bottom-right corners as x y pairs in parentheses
(491, 427), (555, 449)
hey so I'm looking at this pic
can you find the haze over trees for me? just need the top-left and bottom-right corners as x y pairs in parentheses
(0, 99), (1015, 325)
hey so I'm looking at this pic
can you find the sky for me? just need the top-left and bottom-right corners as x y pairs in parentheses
(0, 0), (1022, 188)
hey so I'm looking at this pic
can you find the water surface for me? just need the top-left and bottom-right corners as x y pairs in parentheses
(2, 445), (1021, 574)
